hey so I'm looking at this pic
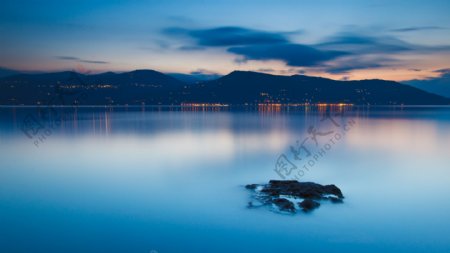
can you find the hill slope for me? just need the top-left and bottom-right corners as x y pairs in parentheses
(0, 70), (185, 105)
(405, 73), (450, 99)
(184, 71), (450, 105)
(0, 70), (448, 105)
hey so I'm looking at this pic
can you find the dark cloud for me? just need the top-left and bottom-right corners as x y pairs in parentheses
(56, 56), (108, 64)
(434, 68), (450, 74)
(228, 43), (348, 67)
(319, 55), (396, 74)
(314, 33), (450, 74)
(163, 26), (450, 72)
(163, 26), (288, 46)
(323, 61), (384, 74)
(192, 27), (288, 46)
(319, 34), (377, 46)
(178, 45), (206, 51)
(316, 33), (412, 54)
(57, 56), (79, 60)
(390, 26), (444, 32)
(316, 33), (450, 55)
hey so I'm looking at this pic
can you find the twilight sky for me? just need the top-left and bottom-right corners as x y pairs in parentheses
(1, 0), (450, 81)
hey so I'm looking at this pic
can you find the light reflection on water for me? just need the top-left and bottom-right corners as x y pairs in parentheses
(0, 106), (450, 253)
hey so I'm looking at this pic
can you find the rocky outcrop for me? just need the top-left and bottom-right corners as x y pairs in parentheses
(246, 180), (344, 214)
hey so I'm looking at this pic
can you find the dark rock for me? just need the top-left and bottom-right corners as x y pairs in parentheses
(264, 180), (344, 199)
(245, 180), (344, 214)
(245, 184), (258, 190)
(299, 199), (320, 212)
(323, 184), (344, 199)
(272, 198), (295, 213)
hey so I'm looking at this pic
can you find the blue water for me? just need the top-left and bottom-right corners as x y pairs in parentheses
(1, 106), (450, 253)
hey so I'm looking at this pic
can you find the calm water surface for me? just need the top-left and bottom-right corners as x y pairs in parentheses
(0, 106), (450, 253)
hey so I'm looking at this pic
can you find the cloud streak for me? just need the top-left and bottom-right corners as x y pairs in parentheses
(317, 32), (450, 54)
(390, 26), (445, 32)
(319, 56), (395, 74)
(316, 33), (412, 54)
(56, 56), (109, 64)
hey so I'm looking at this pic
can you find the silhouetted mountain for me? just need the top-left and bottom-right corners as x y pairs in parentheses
(0, 70), (184, 105)
(0, 67), (21, 78)
(0, 70), (449, 105)
(183, 71), (450, 105)
(405, 72), (450, 98)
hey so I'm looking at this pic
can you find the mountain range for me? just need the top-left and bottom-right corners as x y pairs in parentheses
(0, 69), (449, 105)
(405, 71), (450, 99)
(0, 67), (21, 78)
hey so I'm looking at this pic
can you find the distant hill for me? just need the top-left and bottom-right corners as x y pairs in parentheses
(405, 72), (450, 99)
(0, 69), (449, 105)
(0, 67), (21, 78)
(0, 70), (184, 105)
(184, 71), (450, 105)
